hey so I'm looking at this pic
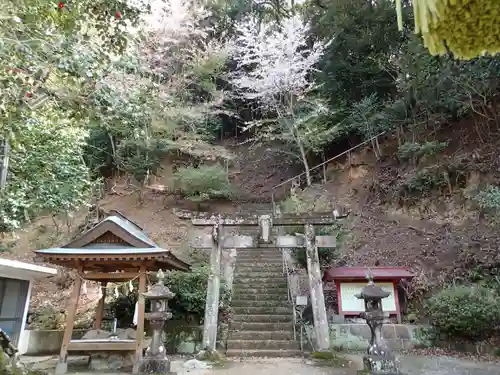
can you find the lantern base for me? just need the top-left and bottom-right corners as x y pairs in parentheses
(359, 354), (404, 375)
(138, 358), (176, 375)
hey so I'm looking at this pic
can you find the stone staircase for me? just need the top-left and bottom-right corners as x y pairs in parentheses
(227, 246), (301, 357)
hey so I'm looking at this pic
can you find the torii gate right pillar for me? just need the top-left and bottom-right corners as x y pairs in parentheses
(305, 223), (329, 350)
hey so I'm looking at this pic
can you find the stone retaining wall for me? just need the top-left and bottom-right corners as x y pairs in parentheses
(303, 323), (429, 352)
(329, 323), (428, 351)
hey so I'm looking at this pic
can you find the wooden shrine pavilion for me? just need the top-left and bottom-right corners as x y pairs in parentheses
(34, 210), (190, 375)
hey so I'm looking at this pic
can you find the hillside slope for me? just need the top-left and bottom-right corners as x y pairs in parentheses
(3, 123), (500, 321)
(292, 121), (500, 303)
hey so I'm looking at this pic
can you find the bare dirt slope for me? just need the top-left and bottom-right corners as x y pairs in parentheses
(296, 122), (500, 300)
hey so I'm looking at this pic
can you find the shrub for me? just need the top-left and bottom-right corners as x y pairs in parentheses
(108, 264), (231, 325)
(28, 305), (65, 330)
(425, 285), (500, 341)
(400, 169), (447, 197)
(292, 224), (345, 270)
(398, 141), (447, 163)
(475, 185), (500, 212)
(171, 165), (234, 201)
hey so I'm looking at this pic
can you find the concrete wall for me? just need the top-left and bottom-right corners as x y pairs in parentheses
(304, 323), (430, 352)
(19, 329), (86, 355)
(20, 330), (65, 355)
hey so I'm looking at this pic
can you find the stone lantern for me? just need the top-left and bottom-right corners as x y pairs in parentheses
(355, 274), (403, 374)
(138, 269), (175, 374)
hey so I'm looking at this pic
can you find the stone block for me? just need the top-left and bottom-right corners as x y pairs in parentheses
(276, 235), (304, 248)
(394, 325), (411, 340)
(315, 235), (336, 248)
(385, 339), (403, 351)
(81, 329), (111, 340)
(382, 325), (396, 339)
(401, 339), (413, 350)
(89, 353), (134, 372)
(347, 338), (367, 351)
(223, 235), (254, 248)
(349, 324), (370, 339)
(339, 324), (349, 336)
(330, 314), (346, 324)
(190, 234), (213, 249)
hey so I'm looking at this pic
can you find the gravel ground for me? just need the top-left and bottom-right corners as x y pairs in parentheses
(21, 354), (500, 375)
(22, 356), (354, 375)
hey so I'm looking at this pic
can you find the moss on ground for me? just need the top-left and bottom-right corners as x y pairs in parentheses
(310, 350), (351, 368)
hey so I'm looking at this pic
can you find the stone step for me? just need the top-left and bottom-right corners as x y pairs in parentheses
(231, 293), (288, 301)
(235, 265), (284, 272)
(230, 322), (294, 331)
(227, 339), (299, 351)
(233, 272), (285, 278)
(236, 250), (283, 256)
(237, 248), (282, 255)
(232, 277), (286, 285)
(231, 299), (290, 307)
(232, 306), (292, 315)
(232, 314), (292, 323)
(232, 286), (288, 294)
(226, 349), (303, 358)
(230, 330), (294, 341)
(236, 257), (283, 264)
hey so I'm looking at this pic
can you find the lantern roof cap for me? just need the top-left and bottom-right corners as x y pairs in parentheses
(355, 271), (391, 300)
(142, 269), (175, 300)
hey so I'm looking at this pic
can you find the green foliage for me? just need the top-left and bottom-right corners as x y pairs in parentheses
(28, 305), (65, 330)
(400, 169), (447, 197)
(109, 264), (231, 324)
(109, 290), (141, 328)
(292, 224), (344, 270)
(311, 0), (407, 107)
(0, 113), (95, 232)
(172, 165), (234, 201)
(196, 117), (224, 142)
(425, 285), (500, 341)
(398, 141), (448, 163)
(164, 264), (230, 322)
(475, 185), (500, 212)
(280, 191), (345, 269)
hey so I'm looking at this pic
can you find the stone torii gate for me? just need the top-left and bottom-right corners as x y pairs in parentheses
(188, 212), (339, 352)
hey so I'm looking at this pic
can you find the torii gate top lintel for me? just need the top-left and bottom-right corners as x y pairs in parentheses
(191, 212), (347, 227)
(189, 212), (345, 249)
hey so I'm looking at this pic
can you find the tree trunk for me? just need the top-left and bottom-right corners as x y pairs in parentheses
(0, 138), (10, 191)
(297, 139), (312, 186)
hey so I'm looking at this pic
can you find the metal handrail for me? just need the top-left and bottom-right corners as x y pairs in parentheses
(275, 205), (297, 341)
(271, 131), (386, 210)
(283, 251), (297, 341)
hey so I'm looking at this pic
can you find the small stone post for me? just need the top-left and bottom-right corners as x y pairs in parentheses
(138, 269), (175, 374)
(304, 223), (330, 351)
(258, 214), (273, 243)
(202, 220), (223, 351)
(356, 274), (403, 374)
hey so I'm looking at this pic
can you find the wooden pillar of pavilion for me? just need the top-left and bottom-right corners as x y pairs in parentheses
(94, 281), (107, 329)
(132, 265), (147, 375)
(55, 264), (83, 375)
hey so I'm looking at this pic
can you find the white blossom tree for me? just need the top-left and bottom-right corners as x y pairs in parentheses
(93, 0), (229, 181)
(227, 15), (332, 185)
